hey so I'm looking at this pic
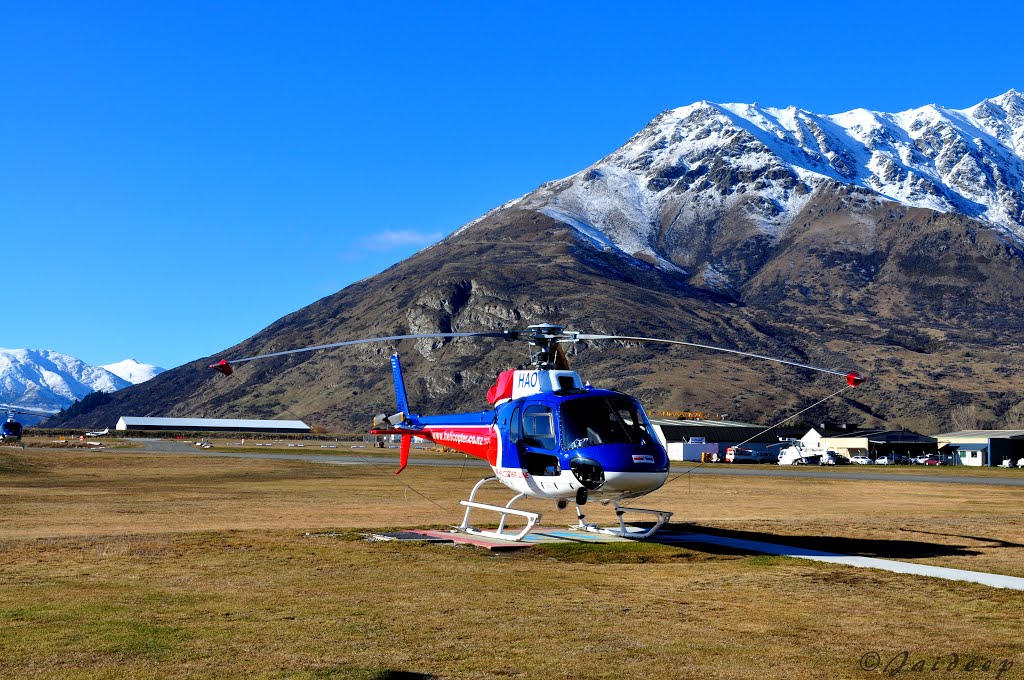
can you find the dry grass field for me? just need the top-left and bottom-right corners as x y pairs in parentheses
(2, 443), (1023, 679)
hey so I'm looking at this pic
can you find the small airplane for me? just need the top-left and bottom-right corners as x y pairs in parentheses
(86, 427), (110, 437)
(210, 323), (863, 541)
(1, 404), (60, 447)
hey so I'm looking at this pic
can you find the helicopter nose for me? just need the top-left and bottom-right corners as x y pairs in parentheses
(569, 456), (605, 491)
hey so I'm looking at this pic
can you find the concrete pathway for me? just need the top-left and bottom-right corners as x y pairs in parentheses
(663, 531), (1024, 591)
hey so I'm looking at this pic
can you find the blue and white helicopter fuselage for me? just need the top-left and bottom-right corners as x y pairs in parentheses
(371, 356), (672, 540)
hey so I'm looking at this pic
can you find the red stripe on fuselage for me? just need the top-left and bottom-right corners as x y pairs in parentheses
(420, 426), (498, 465)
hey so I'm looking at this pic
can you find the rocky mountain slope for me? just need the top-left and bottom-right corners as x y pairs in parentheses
(48, 92), (1024, 434)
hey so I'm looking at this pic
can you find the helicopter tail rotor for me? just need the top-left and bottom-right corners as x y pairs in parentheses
(373, 412), (407, 428)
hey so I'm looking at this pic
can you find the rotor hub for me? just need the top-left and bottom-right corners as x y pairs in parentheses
(525, 323), (573, 369)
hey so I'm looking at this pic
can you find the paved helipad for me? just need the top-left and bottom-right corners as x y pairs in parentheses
(371, 527), (1024, 590)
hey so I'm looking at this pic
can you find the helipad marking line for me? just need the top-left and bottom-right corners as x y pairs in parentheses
(538, 530), (633, 543)
(413, 530), (530, 550)
(665, 533), (1024, 591)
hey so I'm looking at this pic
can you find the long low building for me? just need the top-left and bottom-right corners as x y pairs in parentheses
(116, 416), (311, 434)
(816, 429), (937, 460)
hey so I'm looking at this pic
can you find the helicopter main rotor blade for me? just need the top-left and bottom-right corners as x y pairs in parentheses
(210, 331), (512, 373)
(571, 333), (863, 385)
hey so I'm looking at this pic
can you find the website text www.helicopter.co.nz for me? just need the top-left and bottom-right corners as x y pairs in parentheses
(432, 430), (489, 447)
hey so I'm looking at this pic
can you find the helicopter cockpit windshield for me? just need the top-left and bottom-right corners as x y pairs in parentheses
(560, 396), (651, 450)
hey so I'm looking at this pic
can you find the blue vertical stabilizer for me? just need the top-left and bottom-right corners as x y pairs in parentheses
(390, 353), (411, 417)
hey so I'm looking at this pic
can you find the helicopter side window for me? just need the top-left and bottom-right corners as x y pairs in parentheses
(521, 405), (556, 450)
(509, 406), (521, 443)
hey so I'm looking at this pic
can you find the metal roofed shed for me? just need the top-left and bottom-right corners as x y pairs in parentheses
(934, 429), (1024, 467)
(819, 430), (937, 461)
(116, 416), (311, 434)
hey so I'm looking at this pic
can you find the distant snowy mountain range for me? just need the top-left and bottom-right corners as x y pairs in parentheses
(502, 89), (1024, 282)
(0, 349), (164, 421)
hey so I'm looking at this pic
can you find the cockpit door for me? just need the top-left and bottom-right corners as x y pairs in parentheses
(518, 404), (560, 476)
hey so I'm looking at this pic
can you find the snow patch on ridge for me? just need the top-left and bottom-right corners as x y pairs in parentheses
(101, 359), (165, 385)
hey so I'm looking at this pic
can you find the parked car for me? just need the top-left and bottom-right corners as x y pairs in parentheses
(851, 455), (871, 465)
(875, 456), (893, 465)
(922, 457), (945, 466)
(912, 454), (931, 464)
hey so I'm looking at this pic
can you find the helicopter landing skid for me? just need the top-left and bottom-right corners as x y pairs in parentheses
(573, 501), (672, 540)
(457, 477), (542, 542)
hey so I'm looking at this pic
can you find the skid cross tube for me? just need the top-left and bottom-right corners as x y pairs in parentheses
(458, 477), (542, 542)
(573, 501), (672, 539)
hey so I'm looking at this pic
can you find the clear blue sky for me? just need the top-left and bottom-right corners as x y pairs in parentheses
(3, 1), (1021, 369)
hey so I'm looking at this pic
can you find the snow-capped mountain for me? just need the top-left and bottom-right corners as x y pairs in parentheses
(522, 89), (1024, 279)
(0, 349), (134, 418)
(101, 358), (165, 385)
(44, 89), (1024, 432)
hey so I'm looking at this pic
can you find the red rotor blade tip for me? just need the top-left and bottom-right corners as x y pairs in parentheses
(211, 359), (233, 376)
(846, 372), (864, 387)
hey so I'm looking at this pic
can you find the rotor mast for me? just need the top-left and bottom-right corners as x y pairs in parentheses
(524, 323), (571, 370)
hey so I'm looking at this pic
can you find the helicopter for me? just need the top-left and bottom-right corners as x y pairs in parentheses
(1, 404), (59, 447)
(210, 323), (863, 541)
